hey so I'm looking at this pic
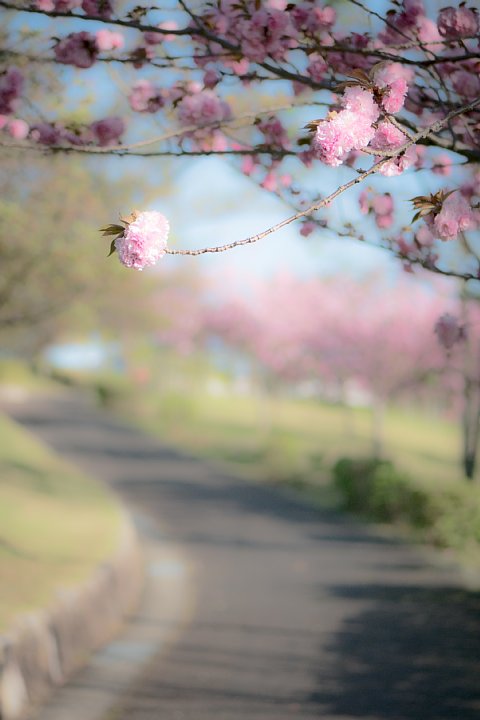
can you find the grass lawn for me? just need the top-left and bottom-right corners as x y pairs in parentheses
(0, 413), (122, 632)
(140, 391), (464, 492)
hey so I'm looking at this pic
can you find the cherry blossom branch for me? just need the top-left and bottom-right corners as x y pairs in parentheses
(308, 42), (480, 67)
(0, 1), (331, 90)
(0, 103), (304, 155)
(0, 141), (292, 159)
(0, 0), (191, 35)
(165, 96), (480, 257)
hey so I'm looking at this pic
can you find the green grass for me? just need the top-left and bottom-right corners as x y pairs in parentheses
(0, 413), (122, 632)
(138, 391), (464, 492)
(0, 358), (57, 392)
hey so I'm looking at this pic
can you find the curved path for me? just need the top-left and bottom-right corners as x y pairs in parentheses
(6, 392), (480, 720)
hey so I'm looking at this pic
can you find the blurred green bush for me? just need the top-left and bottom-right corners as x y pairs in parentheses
(332, 456), (480, 550)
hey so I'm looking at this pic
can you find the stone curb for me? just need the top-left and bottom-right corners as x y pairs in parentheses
(0, 512), (143, 720)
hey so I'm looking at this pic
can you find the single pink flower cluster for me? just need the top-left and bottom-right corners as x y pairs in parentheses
(129, 79), (165, 113)
(258, 117), (290, 149)
(379, 0), (427, 44)
(434, 313), (465, 350)
(115, 211), (170, 271)
(307, 54), (328, 83)
(451, 67), (480, 99)
(0, 116), (29, 139)
(374, 63), (411, 114)
(81, 0), (113, 19)
(144, 21), (178, 45)
(90, 117), (124, 146)
(28, 116), (124, 147)
(55, 32), (99, 68)
(313, 86), (379, 166)
(415, 225), (436, 247)
(359, 189), (394, 228)
(428, 191), (476, 241)
(237, 7), (297, 62)
(432, 153), (453, 176)
(31, 122), (64, 145)
(95, 29), (124, 51)
(177, 89), (231, 127)
(437, 5), (479, 38)
(0, 67), (24, 115)
(370, 121), (416, 176)
(35, 0), (81, 11)
(291, 3), (336, 33)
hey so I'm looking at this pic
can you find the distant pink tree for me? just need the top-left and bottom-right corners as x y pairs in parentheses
(206, 272), (456, 456)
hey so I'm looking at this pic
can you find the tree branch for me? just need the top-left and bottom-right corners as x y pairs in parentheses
(165, 96), (480, 257)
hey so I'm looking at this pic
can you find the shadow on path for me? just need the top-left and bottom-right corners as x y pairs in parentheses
(312, 583), (480, 720)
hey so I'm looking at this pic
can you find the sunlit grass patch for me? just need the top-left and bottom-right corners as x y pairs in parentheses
(0, 413), (121, 632)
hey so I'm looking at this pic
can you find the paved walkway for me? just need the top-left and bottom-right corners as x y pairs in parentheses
(6, 393), (480, 720)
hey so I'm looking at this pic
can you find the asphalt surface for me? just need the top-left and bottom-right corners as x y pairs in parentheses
(7, 392), (480, 720)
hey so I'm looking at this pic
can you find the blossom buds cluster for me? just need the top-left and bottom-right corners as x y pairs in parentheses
(101, 210), (170, 270)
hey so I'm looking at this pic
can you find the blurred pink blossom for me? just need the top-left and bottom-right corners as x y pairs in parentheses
(95, 29), (124, 51)
(432, 192), (476, 240)
(437, 6), (479, 38)
(90, 116), (124, 146)
(7, 118), (29, 139)
(434, 313), (465, 350)
(55, 32), (98, 68)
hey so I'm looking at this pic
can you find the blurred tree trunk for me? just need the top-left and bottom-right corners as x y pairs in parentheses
(461, 293), (480, 481)
(371, 395), (385, 459)
(339, 377), (355, 442)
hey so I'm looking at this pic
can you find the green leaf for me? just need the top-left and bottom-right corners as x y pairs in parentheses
(100, 224), (124, 236)
(107, 239), (117, 257)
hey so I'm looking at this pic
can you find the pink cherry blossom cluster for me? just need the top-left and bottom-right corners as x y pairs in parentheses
(55, 31), (99, 68)
(313, 63), (414, 170)
(176, 87), (231, 150)
(359, 190), (395, 229)
(12, 116), (124, 147)
(426, 192), (476, 241)
(115, 211), (170, 271)
(370, 122), (417, 177)
(0, 67), (23, 115)
(193, 0), (335, 78)
(373, 64), (412, 115)
(129, 79), (165, 113)
(177, 88), (231, 127)
(95, 29), (124, 52)
(54, 29), (124, 68)
(313, 86), (379, 167)
(379, 0), (440, 46)
(437, 5), (479, 39)
(257, 117), (290, 150)
(236, 7), (297, 63)
(0, 115), (29, 140)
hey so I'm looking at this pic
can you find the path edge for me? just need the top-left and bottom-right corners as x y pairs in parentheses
(0, 509), (143, 720)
